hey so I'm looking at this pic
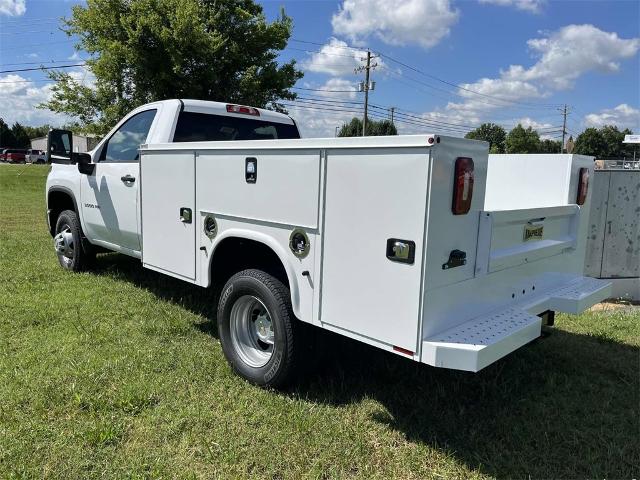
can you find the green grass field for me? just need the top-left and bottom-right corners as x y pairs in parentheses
(0, 164), (638, 479)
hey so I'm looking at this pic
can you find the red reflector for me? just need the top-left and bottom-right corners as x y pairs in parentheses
(226, 104), (260, 116)
(393, 346), (413, 356)
(576, 167), (589, 205)
(452, 157), (474, 215)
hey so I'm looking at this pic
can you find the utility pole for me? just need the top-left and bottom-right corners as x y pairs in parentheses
(389, 107), (395, 125)
(355, 50), (377, 136)
(559, 104), (569, 153)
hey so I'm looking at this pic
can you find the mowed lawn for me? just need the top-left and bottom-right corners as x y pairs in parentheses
(0, 164), (638, 479)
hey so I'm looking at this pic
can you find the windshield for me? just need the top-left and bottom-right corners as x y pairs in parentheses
(173, 111), (300, 142)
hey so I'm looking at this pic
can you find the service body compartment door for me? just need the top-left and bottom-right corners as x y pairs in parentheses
(320, 148), (429, 352)
(141, 151), (196, 281)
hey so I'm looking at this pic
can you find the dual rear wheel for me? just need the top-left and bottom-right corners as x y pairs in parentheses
(217, 269), (301, 388)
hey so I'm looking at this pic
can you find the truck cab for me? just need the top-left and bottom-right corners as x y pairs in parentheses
(46, 99), (300, 257)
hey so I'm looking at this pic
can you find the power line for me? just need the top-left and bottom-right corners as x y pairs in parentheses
(0, 59), (85, 67)
(377, 51), (562, 109)
(0, 63), (86, 74)
(291, 37), (563, 110)
(292, 86), (356, 93)
(285, 99), (474, 134)
(0, 30), (57, 36)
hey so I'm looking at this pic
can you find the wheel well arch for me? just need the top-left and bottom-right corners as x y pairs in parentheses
(208, 231), (301, 318)
(47, 187), (78, 236)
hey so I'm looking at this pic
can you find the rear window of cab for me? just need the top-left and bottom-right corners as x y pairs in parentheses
(173, 111), (300, 142)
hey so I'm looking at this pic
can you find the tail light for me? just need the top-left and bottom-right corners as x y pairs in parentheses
(576, 168), (589, 205)
(226, 104), (260, 116)
(452, 157), (474, 215)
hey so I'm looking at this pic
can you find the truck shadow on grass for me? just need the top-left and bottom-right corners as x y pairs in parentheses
(93, 254), (639, 479)
(302, 328), (639, 478)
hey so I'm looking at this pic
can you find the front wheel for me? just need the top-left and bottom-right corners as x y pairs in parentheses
(53, 209), (94, 271)
(217, 269), (300, 388)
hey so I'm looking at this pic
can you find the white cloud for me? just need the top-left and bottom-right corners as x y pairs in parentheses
(301, 38), (364, 76)
(517, 117), (553, 130)
(0, 65), (94, 126)
(301, 38), (389, 77)
(515, 117), (560, 139)
(506, 24), (640, 90)
(289, 78), (360, 137)
(0, 75), (62, 125)
(331, 0), (459, 49)
(479, 0), (544, 13)
(312, 78), (358, 99)
(445, 25), (639, 119)
(0, 0), (25, 16)
(585, 104), (640, 131)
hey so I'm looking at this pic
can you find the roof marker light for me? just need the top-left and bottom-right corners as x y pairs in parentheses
(226, 104), (260, 116)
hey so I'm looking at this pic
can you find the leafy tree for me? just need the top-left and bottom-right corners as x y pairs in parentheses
(0, 118), (17, 147)
(538, 138), (562, 153)
(40, 0), (303, 135)
(337, 117), (398, 137)
(11, 122), (30, 148)
(573, 125), (635, 158)
(601, 125), (634, 157)
(465, 123), (506, 153)
(23, 125), (52, 140)
(573, 127), (609, 158)
(505, 124), (541, 153)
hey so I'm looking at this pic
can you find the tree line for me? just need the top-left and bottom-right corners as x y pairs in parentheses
(0, 119), (51, 149)
(464, 122), (635, 158)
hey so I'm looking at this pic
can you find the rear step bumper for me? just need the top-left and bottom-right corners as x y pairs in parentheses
(421, 276), (611, 372)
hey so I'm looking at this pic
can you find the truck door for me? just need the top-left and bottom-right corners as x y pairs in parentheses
(81, 109), (157, 252)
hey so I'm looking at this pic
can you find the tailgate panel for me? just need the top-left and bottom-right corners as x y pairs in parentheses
(476, 205), (579, 275)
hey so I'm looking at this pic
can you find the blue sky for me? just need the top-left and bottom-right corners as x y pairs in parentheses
(0, 0), (638, 138)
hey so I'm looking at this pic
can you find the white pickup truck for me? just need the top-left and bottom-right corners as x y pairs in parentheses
(46, 99), (611, 387)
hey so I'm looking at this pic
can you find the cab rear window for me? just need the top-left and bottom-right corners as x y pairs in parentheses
(173, 111), (300, 142)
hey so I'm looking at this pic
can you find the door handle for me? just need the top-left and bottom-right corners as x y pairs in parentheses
(607, 221), (612, 235)
(121, 175), (135, 183)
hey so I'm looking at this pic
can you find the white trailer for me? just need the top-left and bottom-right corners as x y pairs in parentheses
(45, 100), (610, 387)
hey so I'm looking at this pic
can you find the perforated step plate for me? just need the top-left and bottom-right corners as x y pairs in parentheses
(547, 277), (611, 314)
(422, 307), (542, 372)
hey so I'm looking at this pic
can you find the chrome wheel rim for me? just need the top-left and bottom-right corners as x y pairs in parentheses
(54, 224), (74, 266)
(229, 295), (274, 368)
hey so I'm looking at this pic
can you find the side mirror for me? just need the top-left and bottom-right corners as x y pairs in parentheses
(46, 129), (73, 163)
(75, 152), (94, 175)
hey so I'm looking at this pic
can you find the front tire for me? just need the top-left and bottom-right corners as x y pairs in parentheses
(217, 269), (299, 388)
(53, 209), (94, 271)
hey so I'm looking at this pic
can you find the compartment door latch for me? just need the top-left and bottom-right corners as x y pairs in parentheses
(442, 249), (467, 270)
(386, 239), (415, 264)
(179, 207), (192, 224)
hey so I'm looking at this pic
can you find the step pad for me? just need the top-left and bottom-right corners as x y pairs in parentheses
(422, 307), (541, 372)
(548, 277), (611, 313)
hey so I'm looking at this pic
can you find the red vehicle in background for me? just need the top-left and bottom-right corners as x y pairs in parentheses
(3, 149), (27, 163)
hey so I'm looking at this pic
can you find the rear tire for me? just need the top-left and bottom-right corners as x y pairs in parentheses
(217, 269), (299, 388)
(53, 209), (95, 271)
